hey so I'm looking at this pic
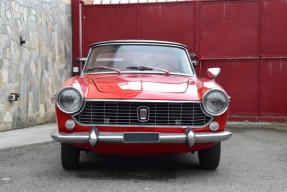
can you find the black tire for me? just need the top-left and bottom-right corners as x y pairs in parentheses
(61, 143), (80, 170)
(198, 142), (221, 170)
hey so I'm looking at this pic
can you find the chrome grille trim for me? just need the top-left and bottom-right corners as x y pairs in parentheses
(72, 100), (213, 128)
(83, 99), (201, 103)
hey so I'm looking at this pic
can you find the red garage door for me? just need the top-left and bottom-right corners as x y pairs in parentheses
(72, 0), (287, 122)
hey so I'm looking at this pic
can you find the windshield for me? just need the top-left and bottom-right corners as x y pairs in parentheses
(83, 44), (194, 76)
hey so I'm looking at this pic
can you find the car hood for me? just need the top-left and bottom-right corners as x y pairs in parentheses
(62, 74), (219, 101)
(92, 75), (188, 93)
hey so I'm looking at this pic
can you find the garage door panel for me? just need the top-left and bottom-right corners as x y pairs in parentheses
(200, 1), (260, 58)
(82, 6), (137, 55)
(201, 60), (259, 115)
(139, 3), (195, 50)
(261, 60), (287, 115)
(262, 0), (287, 57)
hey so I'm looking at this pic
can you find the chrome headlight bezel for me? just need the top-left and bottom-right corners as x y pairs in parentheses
(202, 89), (229, 116)
(56, 87), (84, 114)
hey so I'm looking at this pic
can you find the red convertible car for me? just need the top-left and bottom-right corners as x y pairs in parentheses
(51, 40), (232, 170)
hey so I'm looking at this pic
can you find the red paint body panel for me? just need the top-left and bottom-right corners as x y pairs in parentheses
(92, 75), (190, 93)
(72, 0), (287, 121)
(58, 74), (227, 102)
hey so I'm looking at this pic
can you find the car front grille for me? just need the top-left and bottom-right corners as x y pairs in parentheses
(73, 100), (212, 127)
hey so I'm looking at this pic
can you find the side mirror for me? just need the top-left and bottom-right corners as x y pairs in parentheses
(207, 68), (221, 81)
(73, 57), (87, 73)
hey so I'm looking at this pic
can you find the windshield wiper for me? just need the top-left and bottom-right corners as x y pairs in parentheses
(126, 65), (170, 76)
(85, 66), (121, 74)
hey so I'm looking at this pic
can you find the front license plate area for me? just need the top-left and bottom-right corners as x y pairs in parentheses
(123, 133), (159, 143)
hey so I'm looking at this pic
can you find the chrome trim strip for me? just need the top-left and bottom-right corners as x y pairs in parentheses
(194, 131), (232, 143)
(51, 130), (89, 143)
(51, 130), (232, 147)
(71, 121), (213, 129)
(99, 132), (123, 143)
(82, 99), (202, 103)
(82, 71), (194, 77)
(159, 133), (186, 143)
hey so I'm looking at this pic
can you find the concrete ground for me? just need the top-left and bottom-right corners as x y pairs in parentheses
(0, 123), (287, 192)
(0, 123), (55, 150)
(0, 122), (286, 149)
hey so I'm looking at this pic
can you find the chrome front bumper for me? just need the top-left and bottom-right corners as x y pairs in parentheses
(51, 128), (232, 148)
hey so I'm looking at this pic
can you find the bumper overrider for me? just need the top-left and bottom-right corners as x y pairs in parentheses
(51, 128), (232, 148)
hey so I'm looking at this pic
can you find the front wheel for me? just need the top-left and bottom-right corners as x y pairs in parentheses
(61, 143), (80, 170)
(198, 142), (221, 170)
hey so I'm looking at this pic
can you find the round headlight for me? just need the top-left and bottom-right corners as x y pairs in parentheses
(57, 88), (84, 114)
(202, 89), (229, 116)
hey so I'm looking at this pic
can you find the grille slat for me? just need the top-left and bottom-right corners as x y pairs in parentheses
(73, 101), (212, 127)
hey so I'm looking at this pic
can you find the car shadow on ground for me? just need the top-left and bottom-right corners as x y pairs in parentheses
(75, 151), (210, 181)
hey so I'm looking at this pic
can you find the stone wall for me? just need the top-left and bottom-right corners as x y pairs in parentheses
(0, 0), (72, 131)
